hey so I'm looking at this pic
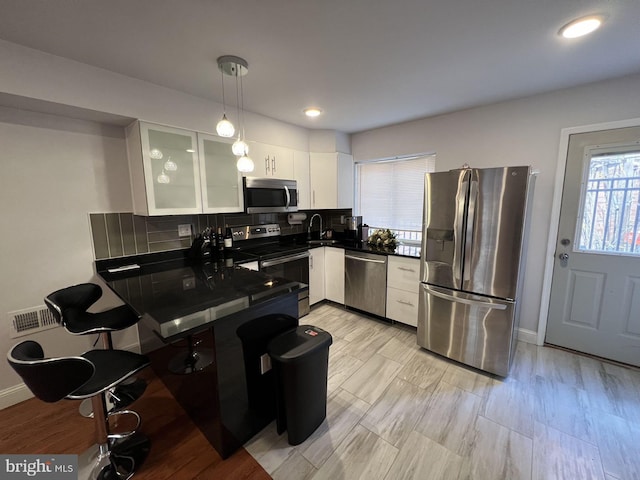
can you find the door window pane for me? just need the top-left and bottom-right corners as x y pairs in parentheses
(577, 150), (640, 255)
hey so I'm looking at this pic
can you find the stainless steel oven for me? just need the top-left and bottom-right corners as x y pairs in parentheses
(260, 252), (310, 317)
(231, 224), (310, 317)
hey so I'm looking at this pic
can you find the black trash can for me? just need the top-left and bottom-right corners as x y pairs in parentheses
(268, 325), (333, 445)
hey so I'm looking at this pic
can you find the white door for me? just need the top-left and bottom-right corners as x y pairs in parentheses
(545, 126), (640, 366)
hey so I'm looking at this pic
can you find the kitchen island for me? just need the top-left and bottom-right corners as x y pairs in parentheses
(96, 252), (307, 458)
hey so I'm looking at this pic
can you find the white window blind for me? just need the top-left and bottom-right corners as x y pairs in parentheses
(356, 155), (436, 232)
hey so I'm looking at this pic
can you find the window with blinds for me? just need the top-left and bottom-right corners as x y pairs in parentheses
(355, 155), (436, 243)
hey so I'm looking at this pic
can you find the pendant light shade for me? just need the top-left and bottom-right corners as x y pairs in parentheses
(237, 155), (255, 173)
(216, 114), (235, 137)
(232, 138), (249, 156)
(163, 156), (177, 172)
(157, 170), (170, 184)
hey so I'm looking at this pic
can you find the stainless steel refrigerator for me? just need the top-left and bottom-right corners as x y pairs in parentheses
(417, 166), (535, 376)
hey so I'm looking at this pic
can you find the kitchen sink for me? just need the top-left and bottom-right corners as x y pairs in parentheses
(306, 239), (342, 246)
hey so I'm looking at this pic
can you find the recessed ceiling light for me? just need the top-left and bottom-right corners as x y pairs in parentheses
(304, 107), (323, 118)
(559, 15), (604, 39)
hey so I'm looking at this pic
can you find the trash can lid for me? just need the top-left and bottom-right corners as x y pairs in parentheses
(268, 325), (332, 362)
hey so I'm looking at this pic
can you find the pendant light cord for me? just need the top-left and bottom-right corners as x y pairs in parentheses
(235, 69), (241, 140)
(220, 68), (227, 115)
(240, 71), (246, 140)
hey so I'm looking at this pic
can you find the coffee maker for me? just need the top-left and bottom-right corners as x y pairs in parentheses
(345, 216), (363, 244)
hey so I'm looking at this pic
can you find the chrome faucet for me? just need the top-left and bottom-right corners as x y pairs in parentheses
(308, 213), (323, 240)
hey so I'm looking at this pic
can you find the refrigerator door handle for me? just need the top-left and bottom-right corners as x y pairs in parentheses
(464, 177), (479, 281)
(423, 284), (508, 310)
(453, 171), (470, 285)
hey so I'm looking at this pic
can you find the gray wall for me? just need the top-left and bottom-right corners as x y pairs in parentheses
(352, 72), (640, 335)
(0, 107), (139, 394)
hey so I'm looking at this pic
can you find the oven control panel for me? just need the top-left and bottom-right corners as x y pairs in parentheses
(231, 224), (281, 242)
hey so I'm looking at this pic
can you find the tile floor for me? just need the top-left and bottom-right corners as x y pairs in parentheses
(245, 303), (640, 480)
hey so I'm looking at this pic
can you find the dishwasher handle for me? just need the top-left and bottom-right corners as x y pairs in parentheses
(345, 254), (386, 264)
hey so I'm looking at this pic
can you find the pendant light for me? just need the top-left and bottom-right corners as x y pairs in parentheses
(232, 72), (249, 156)
(217, 55), (254, 172)
(215, 65), (235, 137)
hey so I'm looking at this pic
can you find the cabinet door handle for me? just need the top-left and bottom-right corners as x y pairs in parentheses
(398, 267), (416, 272)
(309, 255), (313, 268)
(397, 299), (414, 306)
(265, 157), (270, 173)
(272, 157), (276, 173)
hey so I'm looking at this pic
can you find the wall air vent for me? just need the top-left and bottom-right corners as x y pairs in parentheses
(9, 306), (59, 339)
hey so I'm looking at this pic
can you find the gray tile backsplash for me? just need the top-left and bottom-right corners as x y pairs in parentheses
(89, 209), (352, 260)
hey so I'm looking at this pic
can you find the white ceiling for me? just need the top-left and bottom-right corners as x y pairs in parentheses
(1, 0), (640, 133)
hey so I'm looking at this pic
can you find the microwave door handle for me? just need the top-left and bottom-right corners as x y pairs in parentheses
(284, 185), (291, 208)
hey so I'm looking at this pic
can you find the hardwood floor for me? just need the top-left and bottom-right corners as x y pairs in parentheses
(3, 303), (640, 479)
(0, 369), (270, 480)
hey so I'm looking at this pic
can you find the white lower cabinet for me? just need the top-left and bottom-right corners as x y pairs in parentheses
(386, 256), (420, 327)
(324, 247), (345, 304)
(309, 247), (325, 305)
(310, 247), (418, 323)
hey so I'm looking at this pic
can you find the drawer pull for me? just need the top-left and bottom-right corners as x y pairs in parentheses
(398, 267), (416, 272)
(396, 300), (414, 306)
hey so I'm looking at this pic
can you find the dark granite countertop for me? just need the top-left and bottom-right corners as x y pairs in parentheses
(283, 237), (421, 259)
(96, 254), (307, 341)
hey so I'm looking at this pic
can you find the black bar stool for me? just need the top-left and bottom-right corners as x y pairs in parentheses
(45, 283), (147, 417)
(7, 340), (151, 480)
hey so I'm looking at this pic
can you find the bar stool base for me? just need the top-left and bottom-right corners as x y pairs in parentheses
(169, 349), (214, 374)
(78, 433), (150, 480)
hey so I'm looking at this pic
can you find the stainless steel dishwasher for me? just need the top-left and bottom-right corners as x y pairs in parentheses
(344, 251), (387, 317)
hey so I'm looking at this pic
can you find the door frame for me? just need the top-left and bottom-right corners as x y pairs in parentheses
(537, 116), (640, 345)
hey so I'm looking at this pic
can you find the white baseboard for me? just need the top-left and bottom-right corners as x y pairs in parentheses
(517, 328), (538, 344)
(0, 383), (33, 410)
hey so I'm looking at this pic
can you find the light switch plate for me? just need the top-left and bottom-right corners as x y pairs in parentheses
(178, 224), (192, 237)
(260, 353), (272, 374)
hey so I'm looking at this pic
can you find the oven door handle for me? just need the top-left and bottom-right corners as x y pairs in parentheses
(260, 251), (310, 268)
(284, 185), (291, 209)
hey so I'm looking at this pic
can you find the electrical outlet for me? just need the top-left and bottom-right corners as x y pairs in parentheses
(178, 224), (192, 237)
(340, 215), (346, 224)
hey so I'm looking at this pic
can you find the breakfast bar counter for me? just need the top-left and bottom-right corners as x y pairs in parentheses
(96, 252), (307, 459)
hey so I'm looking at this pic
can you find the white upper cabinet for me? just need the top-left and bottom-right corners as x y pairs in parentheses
(127, 121), (202, 215)
(198, 133), (244, 213)
(247, 142), (295, 179)
(309, 152), (354, 209)
(293, 149), (311, 210)
(126, 121), (243, 216)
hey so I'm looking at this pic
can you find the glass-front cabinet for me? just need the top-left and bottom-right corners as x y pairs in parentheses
(198, 133), (243, 213)
(126, 121), (244, 215)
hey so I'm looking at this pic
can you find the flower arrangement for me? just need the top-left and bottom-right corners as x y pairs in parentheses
(367, 228), (398, 249)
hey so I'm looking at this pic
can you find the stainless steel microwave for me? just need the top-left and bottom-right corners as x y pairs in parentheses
(243, 177), (298, 213)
